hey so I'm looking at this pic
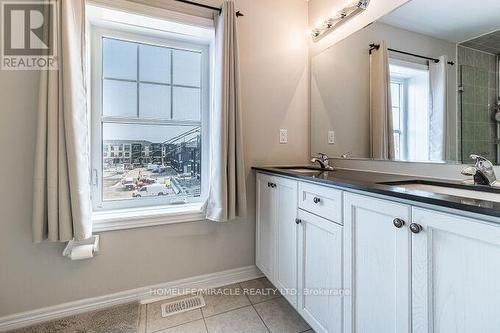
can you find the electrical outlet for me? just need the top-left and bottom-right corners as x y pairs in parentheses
(280, 129), (288, 144)
(328, 130), (335, 144)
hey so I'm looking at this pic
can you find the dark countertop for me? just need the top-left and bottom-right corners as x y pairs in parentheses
(253, 166), (500, 219)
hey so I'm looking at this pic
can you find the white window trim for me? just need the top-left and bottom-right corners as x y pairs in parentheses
(92, 202), (206, 232)
(88, 8), (213, 230)
(389, 57), (429, 71)
(87, 0), (214, 29)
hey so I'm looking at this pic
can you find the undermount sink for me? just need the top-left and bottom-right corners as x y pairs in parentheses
(286, 168), (324, 173)
(381, 180), (500, 203)
(278, 166), (330, 174)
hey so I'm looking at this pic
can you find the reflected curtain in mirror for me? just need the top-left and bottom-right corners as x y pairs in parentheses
(429, 56), (448, 161)
(369, 41), (394, 160)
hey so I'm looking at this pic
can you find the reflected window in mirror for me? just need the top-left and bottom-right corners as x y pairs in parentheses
(389, 59), (431, 162)
(390, 80), (404, 160)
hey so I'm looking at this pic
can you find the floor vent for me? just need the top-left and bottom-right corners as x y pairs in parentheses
(161, 295), (205, 318)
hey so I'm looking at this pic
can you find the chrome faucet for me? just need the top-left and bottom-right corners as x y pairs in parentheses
(461, 154), (497, 186)
(311, 153), (334, 170)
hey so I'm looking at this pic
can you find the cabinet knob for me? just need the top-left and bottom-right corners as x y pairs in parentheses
(295, 218), (302, 224)
(410, 223), (423, 234)
(393, 218), (405, 229)
(313, 197), (321, 204)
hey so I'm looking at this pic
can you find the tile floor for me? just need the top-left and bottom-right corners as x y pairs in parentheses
(9, 277), (315, 333)
(142, 277), (313, 333)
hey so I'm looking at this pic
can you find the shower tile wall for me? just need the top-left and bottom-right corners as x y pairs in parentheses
(458, 46), (498, 164)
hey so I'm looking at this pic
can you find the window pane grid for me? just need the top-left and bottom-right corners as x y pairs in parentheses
(102, 78), (202, 89)
(102, 37), (202, 122)
(98, 36), (205, 207)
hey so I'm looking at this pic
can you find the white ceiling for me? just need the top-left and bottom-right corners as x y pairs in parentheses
(381, 0), (500, 43)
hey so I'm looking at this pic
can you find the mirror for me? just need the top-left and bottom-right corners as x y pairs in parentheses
(311, 0), (500, 164)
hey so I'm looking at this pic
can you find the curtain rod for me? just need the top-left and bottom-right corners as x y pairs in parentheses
(174, 0), (244, 17)
(369, 43), (455, 66)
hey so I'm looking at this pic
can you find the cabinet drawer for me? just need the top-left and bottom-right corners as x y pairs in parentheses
(298, 182), (342, 223)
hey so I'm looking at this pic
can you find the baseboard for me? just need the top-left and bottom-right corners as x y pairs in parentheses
(0, 265), (263, 332)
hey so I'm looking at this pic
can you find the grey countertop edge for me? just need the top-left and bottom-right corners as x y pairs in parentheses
(252, 166), (500, 221)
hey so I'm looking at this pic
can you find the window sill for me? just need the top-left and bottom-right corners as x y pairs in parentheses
(92, 203), (206, 232)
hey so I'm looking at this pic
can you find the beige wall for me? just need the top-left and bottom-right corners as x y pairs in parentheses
(0, 0), (309, 316)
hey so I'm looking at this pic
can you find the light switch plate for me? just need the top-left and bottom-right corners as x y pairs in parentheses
(280, 129), (288, 144)
(328, 130), (335, 144)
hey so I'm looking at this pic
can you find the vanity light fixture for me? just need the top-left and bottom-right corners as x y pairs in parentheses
(311, 0), (370, 42)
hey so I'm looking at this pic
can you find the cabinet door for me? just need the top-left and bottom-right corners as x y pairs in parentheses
(256, 173), (276, 280)
(344, 193), (411, 333)
(297, 209), (343, 333)
(412, 208), (500, 333)
(274, 177), (299, 307)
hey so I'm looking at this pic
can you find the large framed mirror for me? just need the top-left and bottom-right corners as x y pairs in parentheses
(311, 0), (500, 165)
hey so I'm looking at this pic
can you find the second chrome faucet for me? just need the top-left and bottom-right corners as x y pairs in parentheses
(311, 153), (334, 171)
(461, 154), (497, 186)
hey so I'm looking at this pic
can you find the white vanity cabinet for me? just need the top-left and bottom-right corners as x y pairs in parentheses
(411, 208), (500, 333)
(256, 172), (344, 331)
(256, 173), (298, 306)
(256, 171), (500, 333)
(297, 209), (343, 333)
(344, 193), (412, 333)
(256, 173), (276, 280)
(344, 193), (500, 333)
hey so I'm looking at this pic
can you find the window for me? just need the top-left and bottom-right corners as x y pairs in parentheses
(390, 81), (404, 160)
(389, 59), (430, 162)
(89, 11), (211, 213)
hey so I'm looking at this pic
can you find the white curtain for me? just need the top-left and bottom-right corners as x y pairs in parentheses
(428, 56), (447, 161)
(32, 0), (92, 242)
(370, 41), (394, 160)
(205, 1), (247, 222)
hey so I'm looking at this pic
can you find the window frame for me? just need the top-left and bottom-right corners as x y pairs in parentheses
(89, 26), (211, 214)
(390, 79), (405, 160)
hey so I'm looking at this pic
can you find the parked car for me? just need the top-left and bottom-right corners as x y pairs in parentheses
(147, 164), (160, 171)
(152, 166), (167, 174)
(132, 184), (168, 197)
(121, 177), (136, 191)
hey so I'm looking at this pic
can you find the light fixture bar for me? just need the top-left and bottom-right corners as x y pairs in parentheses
(312, 0), (370, 42)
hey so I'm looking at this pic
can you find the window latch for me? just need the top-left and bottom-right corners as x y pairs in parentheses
(91, 169), (98, 186)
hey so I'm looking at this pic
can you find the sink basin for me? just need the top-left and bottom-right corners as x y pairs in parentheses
(286, 168), (325, 173)
(381, 181), (500, 203)
(276, 166), (332, 174)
